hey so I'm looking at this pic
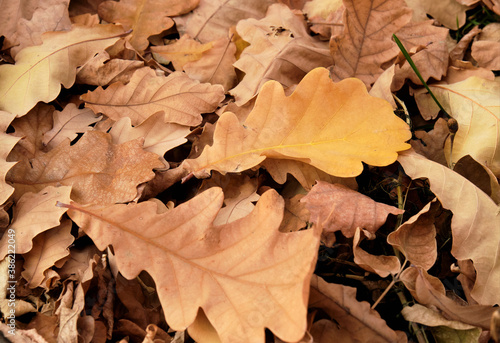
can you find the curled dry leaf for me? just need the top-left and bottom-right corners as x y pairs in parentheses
(0, 112), (20, 205)
(231, 4), (332, 105)
(309, 275), (407, 342)
(183, 68), (411, 179)
(354, 228), (401, 278)
(453, 155), (500, 204)
(301, 181), (404, 240)
(98, 0), (199, 52)
(0, 24), (125, 117)
(7, 131), (164, 204)
(404, 0), (469, 29)
(82, 67), (225, 126)
(280, 194), (310, 233)
(398, 149), (500, 305)
(387, 200), (439, 271)
(401, 303), (477, 330)
(400, 267), (497, 329)
(329, 0), (412, 87)
(471, 23), (500, 70)
(151, 35), (213, 71)
(0, 185), (71, 259)
(21, 219), (74, 289)
(411, 118), (450, 166)
(65, 188), (320, 343)
(414, 77), (500, 177)
(176, 0), (275, 43)
(42, 103), (102, 149)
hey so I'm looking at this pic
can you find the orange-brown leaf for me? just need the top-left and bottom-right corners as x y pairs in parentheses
(66, 188), (320, 343)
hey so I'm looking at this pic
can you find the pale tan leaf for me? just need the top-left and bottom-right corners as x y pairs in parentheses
(55, 281), (86, 343)
(369, 65), (397, 109)
(65, 188), (321, 343)
(0, 24), (125, 117)
(21, 219), (74, 289)
(411, 118), (449, 166)
(354, 228), (401, 278)
(387, 200), (438, 270)
(329, 0), (412, 87)
(230, 4), (332, 105)
(280, 194), (310, 233)
(42, 103), (101, 149)
(453, 155), (500, 204)
(401, 303), (477, 330)
(82, 67), (225, 126)
(175, 0), (275, 43)
(182, 68), (411, 179)
(301, 181), (404, 239)
(108, 111), (190, 159)
(0, 186), (71, 258)
(414, 77), (500, 176)
(98, 0), (198, 52)
(76, 51), (144, 86)
(408, 0), (469, 29)
(0, 112), (20, 205)
(450, 26), (481, 61)
(11, 2), (72, 57)
(184, 37), (238, 92)
(398, 149), (500, 305)
(7, 131), (164, 204)
(309, 275), (406, 342)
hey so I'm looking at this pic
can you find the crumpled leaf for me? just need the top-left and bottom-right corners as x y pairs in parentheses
(387, 200), (439, 270)
(230, 4), (332, 105)
(81, 67), (225, 126)
(399, 267), (497, 329)
(0, 112), (20, 205)
(354, 228), (401, 278)
(280, 194), (310, 233)
(301, 181), (404, 239)
(398, 149), (500, 305)
(329, 0), (412, 87)
(42, 103), (101, 149)
(183, 68), (411, 179)
(411, 118), (450, 166)
(175, 0), (275, 43)
(7, 131), (164, 204)
(21, 219), (74, 289)
(401, 303), (477, 330)
(151, 34), (213, 71)
(65, 188), (321, 343)
(0, 24), (125, 117)
(309, 275), (407, 342)
(76, 50), (144, 86)
(471, 23), (500, 70)
(407, 0), (469, 29)
(414, 77), (500, 176)
(108, 111), (190, 159)
(98, 0), (199, 52)
(0, 185), (71, 259)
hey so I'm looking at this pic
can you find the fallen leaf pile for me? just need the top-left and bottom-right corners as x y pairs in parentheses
(0, 0), (499, 342)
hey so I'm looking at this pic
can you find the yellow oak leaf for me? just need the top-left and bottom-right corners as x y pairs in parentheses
(183, 67), (411, 179)
(0, 24), (125, 117)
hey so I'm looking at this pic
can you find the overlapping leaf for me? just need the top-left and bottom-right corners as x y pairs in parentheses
(65, 188), (321, 343)
(0, 24), (125, 116)
(183, 67), (411, 179)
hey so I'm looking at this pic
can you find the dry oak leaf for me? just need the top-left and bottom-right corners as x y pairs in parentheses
(81, 67), (225, 127)
(230, 3), (332, 105)
(7, 131), (164, 204)
(411, 118), (449, 166)
(183, 37), (238, 92)
(414, 77), (500, 176)
(76, 50), (144, 86)
(151, 34), (213, 71)
(329, 0), (412, 87)
(0, 185), (71, 259)
(399, 267), (497, 329)
(301, 181), (404, 240)
(98, 0), (199, 52)
(398, 149), (500, 305)
(407, 0), (469, 29)
(353, 228), (401, 278)
(280, 194), (310, 233)
(108, 111), (191, 159)
(175, 0), (276, 43)
(401, 304), (477, 331)
(65, 188), (321, 343)
(42, 103), (101, 150)
(309, 275), (407, 342)
(21, 219), (74, 289)
(471, 23), (500, 70)
(182, 68), (411, 179)
(0, 24), (125, 117)
(0, 112), (20, 205)
(387, 200), (439, 271)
